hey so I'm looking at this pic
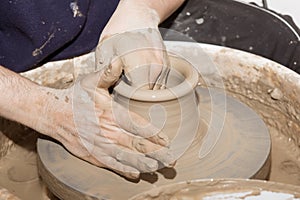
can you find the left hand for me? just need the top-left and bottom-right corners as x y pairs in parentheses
(96, 28), (170, 90)
(95, 1), (172, 90)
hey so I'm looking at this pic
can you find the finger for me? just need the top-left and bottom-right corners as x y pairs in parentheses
(97, 58), (123, 89)
(152, 68), (170, 90)
(148, 63), (163, 89)
(120, 49), (169, 90)
(121, 50), (149, 88)
(97, 128), (174, 168)
(149, 49), (171, 90)
(99, 125), (164, 155)
(79, 62), (122, 93)
(146, 147), (176, 168)
(105, 132), (175, 167)
(102, 144), (159, 173)
(90, 151), (140, 179)
(95, 33), (116, 72)
(114, 150), (158, 173)
(112, 103), (169, 146)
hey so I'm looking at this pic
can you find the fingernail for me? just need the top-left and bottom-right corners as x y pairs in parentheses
(162, 150), (176, 167)
(129, 171), (140, 179)
(135, 141), (146, 153)
(158, 133), (170, 146)
(146, 161), (158, 172)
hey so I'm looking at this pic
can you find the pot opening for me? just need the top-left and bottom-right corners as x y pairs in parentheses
(114, 56), (199, 102)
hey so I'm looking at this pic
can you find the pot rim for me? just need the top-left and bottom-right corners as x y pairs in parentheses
(113, 56), (199, 102)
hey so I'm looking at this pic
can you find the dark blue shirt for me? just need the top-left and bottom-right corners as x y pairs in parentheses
(0, 0), (119, 72)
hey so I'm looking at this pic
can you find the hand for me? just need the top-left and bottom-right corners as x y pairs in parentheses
(0, 188), (20, 200)
(96, 28), (170, 90)
(41, 64), (174, 179)
(95, 0), (179, 89)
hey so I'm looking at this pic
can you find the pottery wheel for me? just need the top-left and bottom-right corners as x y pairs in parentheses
(37, 87), (271, 200)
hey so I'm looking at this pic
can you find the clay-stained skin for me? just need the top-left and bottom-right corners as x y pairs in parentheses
(34, 84), (271, 200)
(0, 188), (21, 200)
(95, 29), (171, 90)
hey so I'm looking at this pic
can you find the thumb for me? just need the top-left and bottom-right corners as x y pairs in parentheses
(97, 61), (123, 89)
(80, 62), (122, 90)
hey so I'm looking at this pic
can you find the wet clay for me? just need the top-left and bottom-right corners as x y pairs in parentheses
(166, 41), (300, 186)
(130, 179), (300, 200)
(225, 78), (300, 185)
(34, 54), (269, 199)
(0, 119), (57, 200)
(2, 41), (297, 199)
(209, 58), (300, 185)
(36, 86), (270, 200)
(113, 56), (201, 164)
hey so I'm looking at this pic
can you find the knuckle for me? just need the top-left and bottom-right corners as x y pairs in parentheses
(132, 137), (147, 153)
(115, 151), (125, 162)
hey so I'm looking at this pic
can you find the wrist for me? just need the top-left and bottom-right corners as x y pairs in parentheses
(100, 0), (160, 41)
(33, 87), (75, 142)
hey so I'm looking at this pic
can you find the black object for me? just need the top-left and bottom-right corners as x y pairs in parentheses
(161, 0), (300, 73)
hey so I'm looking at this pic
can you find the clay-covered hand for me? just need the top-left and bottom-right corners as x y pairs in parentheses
(0, 188), (21, 200)
(96, 28), (170, 90)
(44, 65), (174, 179)
(95, 0), (174, 89)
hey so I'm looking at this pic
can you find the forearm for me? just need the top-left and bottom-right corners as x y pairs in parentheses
(141, 0), (186, 22)
(0, 65), (43, 127)
(100, 0), (185, 39)
(0, 65), (69, 140)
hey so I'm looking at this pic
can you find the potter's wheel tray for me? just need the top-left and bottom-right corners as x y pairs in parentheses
(37, 87), (271, 200)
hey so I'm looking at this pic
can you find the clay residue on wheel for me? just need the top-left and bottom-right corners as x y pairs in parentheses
(210, 47), (300, 185)
(130, 179), (300, 200)
(225, 76), (300, 185)
(0, 118), (55, 200)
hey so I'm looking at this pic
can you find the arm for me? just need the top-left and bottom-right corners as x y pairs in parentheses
(143, 0), (186, 22)
(100, 0), (185, 40)
(0, 65), (73, 143)
(97, 0), (185, 89)
(0, 65), (49, 133)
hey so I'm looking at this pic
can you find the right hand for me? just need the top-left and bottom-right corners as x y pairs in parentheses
(95, 0), (173, 90)
(39, 64), (174, 179)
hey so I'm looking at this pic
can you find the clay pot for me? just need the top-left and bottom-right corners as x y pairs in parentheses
(113, 56), (200, 158)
